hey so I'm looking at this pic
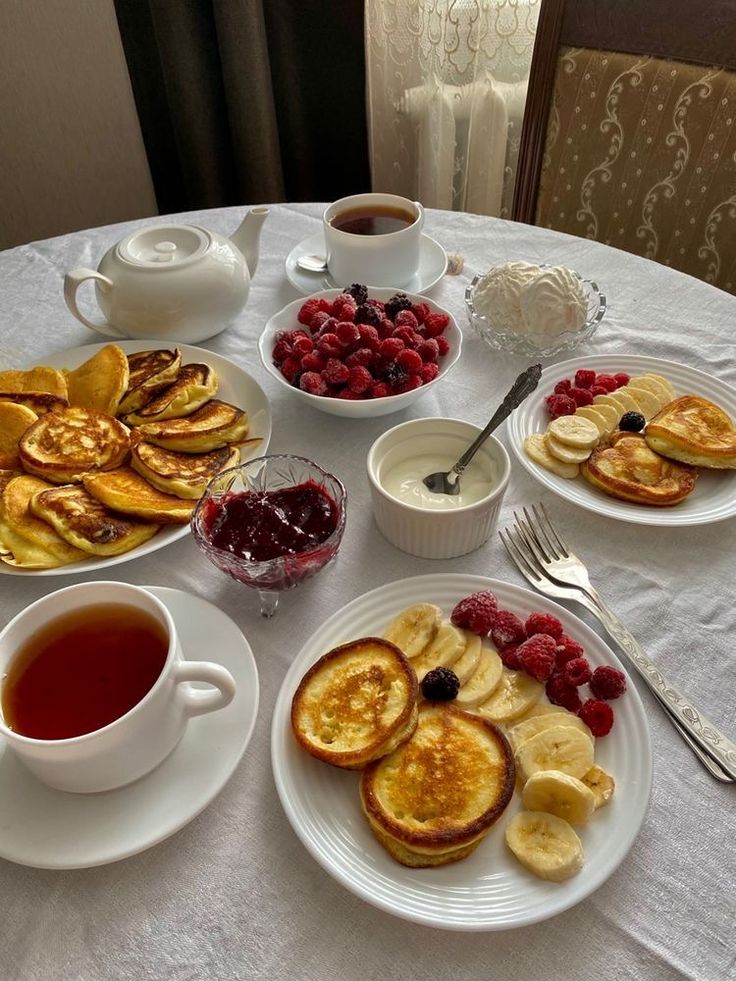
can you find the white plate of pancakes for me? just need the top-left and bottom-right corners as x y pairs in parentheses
(507, 354), (736, 526)
(271, 573), (652, 931)
(0, 340), (272, 576)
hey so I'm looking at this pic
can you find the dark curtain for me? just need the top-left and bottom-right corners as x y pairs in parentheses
(113, 0), (371, 214)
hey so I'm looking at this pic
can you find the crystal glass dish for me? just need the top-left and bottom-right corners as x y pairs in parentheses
(465, 269), (606, 359)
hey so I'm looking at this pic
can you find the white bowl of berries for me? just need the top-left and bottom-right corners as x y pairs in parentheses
(258, 286), (462, 418)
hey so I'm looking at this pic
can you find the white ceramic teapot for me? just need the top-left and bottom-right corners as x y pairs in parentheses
(63, 207), (269, 344)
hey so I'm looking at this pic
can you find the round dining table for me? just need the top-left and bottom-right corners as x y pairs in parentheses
(0, 203), (733, 981)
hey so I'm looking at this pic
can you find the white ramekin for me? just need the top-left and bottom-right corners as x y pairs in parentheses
(366, 417), (511, 559)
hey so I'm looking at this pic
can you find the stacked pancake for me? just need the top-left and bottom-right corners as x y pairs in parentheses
(0, 344), (258, 569)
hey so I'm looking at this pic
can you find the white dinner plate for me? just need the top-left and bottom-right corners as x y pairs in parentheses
(1, 339), (272, 575)
(271, 573), (652, 931)
(285, 231), (448, 295)
(507, 354), (736, 526)
(0, 587), (259, 869)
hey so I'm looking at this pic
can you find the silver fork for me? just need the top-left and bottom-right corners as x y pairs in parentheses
(499, 504), (736, 784)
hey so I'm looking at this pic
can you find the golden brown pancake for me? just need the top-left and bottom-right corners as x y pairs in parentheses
(581, 433), (697, 505)
(0, 392), (68, 415)
(130, 441), (239, 499)
(0, 475), (86, 568)
(82, 467), (194, 524)
(0, 367), (68, 398)
(122, 363), (218, 424)
(134, 399), (251, 452)
(645, 395), (736, 469)
(0, 402), (38, 468)
(30, 484), (160, 555)
(359, 703), (515, 867)
(117, 348), (182, 415)
(19, 406), (130, 484)
(64, 343), (129, 414)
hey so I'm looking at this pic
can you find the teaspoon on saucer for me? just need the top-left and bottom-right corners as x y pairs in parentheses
(296, 254), (328, 273)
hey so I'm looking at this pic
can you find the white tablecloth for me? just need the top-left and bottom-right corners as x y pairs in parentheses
(1, 204), (734, 980)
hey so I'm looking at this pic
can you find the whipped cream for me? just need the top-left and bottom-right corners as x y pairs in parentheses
(473, 261), (588, 338)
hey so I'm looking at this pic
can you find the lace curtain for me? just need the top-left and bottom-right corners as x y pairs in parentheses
(365, 0), (540, 218)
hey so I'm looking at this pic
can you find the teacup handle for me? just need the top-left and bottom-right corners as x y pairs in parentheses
(173, 661), (236, 717)
(63, 267), (128, 338)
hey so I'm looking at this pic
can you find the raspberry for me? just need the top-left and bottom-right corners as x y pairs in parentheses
(570, 386), (594, 407)
(562, 656), (592, 687)
(525, 611), (564, 639)
(450, 591), (498, 635)
(392, 325), (421, 348)
(299, 351), (326, 373)
(313, 316), (337, 338)
(545, 394), (576, 419)
(411, 302), (430, 325)
(554, 379), (573, 394)
(348, 365), (373, 394)
(490, 610), (526, 649)
(394, 309), (419, 330)
(345, 347), (374, 368)
(589, 665), (627, 700)
(322, 358), (350, 386)
(555, 634), (585, 668)
(420, 363), (439, 384)
(357, 324), (380, 350)
(307, 311), (331, 334)
(272, 338), (292, 364)
(595, 374), (618, 392)
(299, 371), (327, 396)
(499, 644), (523, 670)
(297, 298), (322, 325)
(343, 283), (368, 305)
(423, 312), (449, 336)
(337, 388), (363, 400)
(336, 321), (361, 347)
(330, 299), (356, 323)
(279, 356), (301, 384)
(517, 635), (557, 681)
(397, 348), (423, 375)
(590, 384), (608, 397)
(292, 335), (314, 357)
(578, 698), (614, 737)
(316, 333), (342, 358)
(574, 369), (596, 389)
(435, 335), (450, 357)
(369, 382), (390, 399)
(377, 317), (395, 339)
(417, 338), (440, 363)
(546, 674), (583, 712)
(614, 372), (630, 388)
(393, 374), (423, 393)
(383, 292), (413, 320)
(379, 337), (405, 359)
(421, 666), (460, 701)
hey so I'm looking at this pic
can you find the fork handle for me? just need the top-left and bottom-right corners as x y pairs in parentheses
(581, 589), (736, 782)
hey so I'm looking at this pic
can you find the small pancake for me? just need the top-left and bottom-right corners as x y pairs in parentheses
(0, 392), (68, 415)
(117, 348), (182, 415)
(0, 402), (38, 468)
(82, 467), (194, 524)
(0, 367), (68, 398)
(644, 395), (736, 469)
(30, 484), (160, 555)
(122, 363), (218, 424)
(134, 400), (251, 453)
(581, 433), (697, 505)
(19, 406), (130, 484)
(0, 475), (86, 568)
(64, 343), (129, 414)
(130, 441), (240, 499)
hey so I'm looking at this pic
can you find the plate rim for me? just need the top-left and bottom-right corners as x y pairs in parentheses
(270, 572), (653, 931)
(0, 339), (272, 576)
(507, 353), (736, 527)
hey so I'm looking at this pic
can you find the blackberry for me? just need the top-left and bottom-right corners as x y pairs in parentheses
(343, 283), (368, 305)
(355, 303), (381, 327)
(619, 411), (646, 432)
(421, 667), (460, 701)
(382, 361), (406, 385)
(384, 292), (413, 320)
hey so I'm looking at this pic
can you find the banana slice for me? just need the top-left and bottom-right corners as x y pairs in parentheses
(515, 724), (594, 783)
(628, 375), (670, 407)
(473, 667), (543, 722)
(574, 405), (616, 438)
(505, 810), (584, 882)
(643, 372), (676, 401)
(547, 415), (599, 449)
(384, 603), (442, 658)
(523, 434), (579, 479)
(411, 621), (465, 681)
(622, 384), (660, 419)
(593, 392), (634, 417)
(545, 432), (593, 464)
(521, 769), (596, 825)
(454, 644), (503, 707)
(507, 711), (593, 753)
(516, 702), (570, 721)
(451, 630), (483, 684)
(581, 765), (616, 808)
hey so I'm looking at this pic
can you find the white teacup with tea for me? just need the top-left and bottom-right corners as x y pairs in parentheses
(323, 192), (424, 288)
(0, 581), (236, 793)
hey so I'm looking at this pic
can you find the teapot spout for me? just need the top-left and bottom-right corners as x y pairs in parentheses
(229, 206), (269, 278)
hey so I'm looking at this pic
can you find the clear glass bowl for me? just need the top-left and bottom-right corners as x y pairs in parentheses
(465, 269), (606, 359)
(191, 455), (347, 617)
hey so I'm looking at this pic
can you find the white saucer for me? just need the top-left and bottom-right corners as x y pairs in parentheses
(285, 231), (448, 295)
(0, 587), (259, 870)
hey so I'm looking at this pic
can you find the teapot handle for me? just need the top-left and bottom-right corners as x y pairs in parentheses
(63, 268), (128, 338)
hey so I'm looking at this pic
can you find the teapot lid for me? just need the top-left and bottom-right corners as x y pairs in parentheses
(116, 225), (211, 268)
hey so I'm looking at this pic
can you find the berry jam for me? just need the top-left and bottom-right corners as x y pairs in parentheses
(200, 480), (340, 562)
